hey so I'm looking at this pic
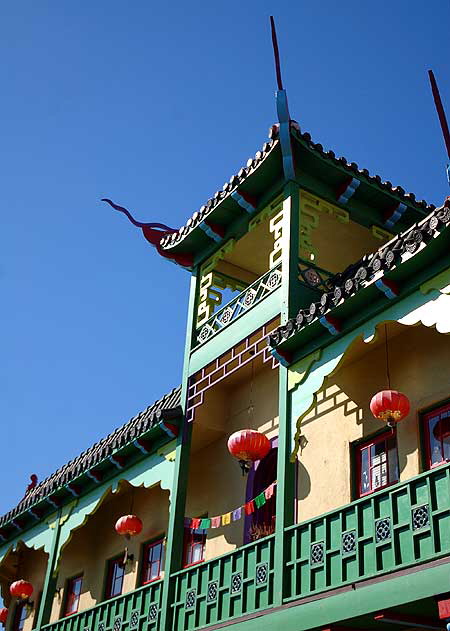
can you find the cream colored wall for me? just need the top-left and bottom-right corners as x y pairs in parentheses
(186, 364), (279, 560)
(296, 324), (450, 522)
(49, 485), (169, 622)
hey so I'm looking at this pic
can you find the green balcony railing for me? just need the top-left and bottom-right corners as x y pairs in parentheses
(42, 579), (163, 631)
(169, 535), (275, 631)
(284, 463), (450, 602)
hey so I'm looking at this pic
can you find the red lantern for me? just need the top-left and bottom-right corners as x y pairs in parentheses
(433, 417), (450, 441)
(115, 515), (143, 539)
(227, 429), (271, 474)
(370, 390), (410, 427)
(10, 580), (33, 601)
(0, 608), (8, 625)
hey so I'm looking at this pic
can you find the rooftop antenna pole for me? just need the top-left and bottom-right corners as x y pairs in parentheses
(428, 69), (450, 186)
(269, 16), (295, 181)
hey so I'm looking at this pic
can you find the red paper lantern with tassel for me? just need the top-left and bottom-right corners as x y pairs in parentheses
(10, 580), (33, 601)
(114, 515), (143, 540)
(0, 608), (8, 625)
(227, 429), (271, 474)
(370, 390), (410, 428)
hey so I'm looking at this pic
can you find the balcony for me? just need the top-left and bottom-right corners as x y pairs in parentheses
(41, 464), (450, 631)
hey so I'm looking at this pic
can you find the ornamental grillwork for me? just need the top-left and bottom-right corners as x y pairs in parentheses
(231, 572), (243, 594)
(207, 581), (218, 602)
(98, 622), (105, 631)
(113, 617), (122, 631)
(375, 517), (391, 542)
(342, 530), (356, 554)
(148, 605), (158, 622)
(310, 542), (324, 565)
(195, 262), (282, 347)
(129, 611), (139, 629)
(256, 562), (268, 584)
(412, 504), (430, 530)
(185, 589), (196, 610)
(83, 626), (90, 631)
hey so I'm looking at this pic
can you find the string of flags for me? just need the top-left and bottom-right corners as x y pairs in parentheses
(184, 481), (277, 530)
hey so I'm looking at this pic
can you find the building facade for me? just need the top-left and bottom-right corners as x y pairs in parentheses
(2, 86), (450, 631)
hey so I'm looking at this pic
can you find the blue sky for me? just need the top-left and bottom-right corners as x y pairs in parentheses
(1, 1), (449, 516)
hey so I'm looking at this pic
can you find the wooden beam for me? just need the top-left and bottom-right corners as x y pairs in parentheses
(374, 611), (442, 629)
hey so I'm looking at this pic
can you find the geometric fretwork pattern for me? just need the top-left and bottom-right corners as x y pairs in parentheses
(171, 534), (275, 630)
(256, 562), (268, 584)
(207, 581), (218, 602)
(310, 542), (324, 565)
(230, 572), (242, 594)
(185, 589), (197, 610)
(412, 504), (430, 530)
(148, 604), (158, 621)
(375, 517), (391, 542)
(342, 530), (356, 554)
(187, 318), (279, 421)
(195, 264), (282, 348)
(129, 611), (139, 629)
(113, 618), (122, 631)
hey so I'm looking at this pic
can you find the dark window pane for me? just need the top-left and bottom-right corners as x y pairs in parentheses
(360, 447), (370, 493)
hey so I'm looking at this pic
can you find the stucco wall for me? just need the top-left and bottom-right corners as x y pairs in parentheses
(49, 484), (169, 622)
(186, 363), (279, 560)
(296, 324), (450, 522)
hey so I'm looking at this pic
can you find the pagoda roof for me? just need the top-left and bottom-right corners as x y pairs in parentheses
(268, 199), (450, 359)
(159, 122), (435, 264)
(0, 386), (181, 538)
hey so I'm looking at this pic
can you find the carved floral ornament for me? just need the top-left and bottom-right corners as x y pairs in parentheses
(288, 271), (450, 460)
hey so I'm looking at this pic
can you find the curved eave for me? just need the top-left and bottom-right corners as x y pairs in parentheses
(0, 412), (182, 544)
(159, 139), (282, 259)
(269, 204), (450, 363)
(290, 128), (432, 231)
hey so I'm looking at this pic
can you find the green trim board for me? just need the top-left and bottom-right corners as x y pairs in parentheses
(289, 273), (450, 457)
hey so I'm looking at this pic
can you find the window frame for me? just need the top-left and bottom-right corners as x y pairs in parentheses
(183, 527), (206, 568)
(63, 574), (83, 617)
(422, 400), (450, 470)
(104, 554), (125, 600)
(140, 537), (165, 586)
(355, 430), (399, 498)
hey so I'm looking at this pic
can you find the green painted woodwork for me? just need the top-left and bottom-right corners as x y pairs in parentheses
(42, 579), (163, 631)
(289, 276), (450, 457)
(284, 462), (450, 601)
(169, 535), (274, 631)
(36, 510), (63, 629)
(189, 287), (281, 376)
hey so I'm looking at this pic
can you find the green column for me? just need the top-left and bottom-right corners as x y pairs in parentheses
(35, 509), (62, 630)
(159, 271), (198, 631)
(273, 182), (299, 605)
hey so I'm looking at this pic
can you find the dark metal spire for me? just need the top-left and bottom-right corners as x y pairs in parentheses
(428, 70), (450, 185)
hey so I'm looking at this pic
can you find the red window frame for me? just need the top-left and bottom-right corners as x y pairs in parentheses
(423, 401), (450, 469)
(183, 527), (206, 568)
(355, 431), (399, 498)
(12, 603), (27, 631)
(141, 538), (164, 585)
(63, 575), (83, 616)
(105, 555), (125, 599)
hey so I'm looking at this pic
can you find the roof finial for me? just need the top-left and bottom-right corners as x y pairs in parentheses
(269, 16), (295, 181)
(428, 70), (450, 186)
(270, 16), (283, 91)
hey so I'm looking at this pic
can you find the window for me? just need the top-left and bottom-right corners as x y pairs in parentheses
(183, 527), (206, 567)
(64, 575), (83, 616)
(141, 539), (164, 584)
(356, 431), (399, 497)
(105, 556), (125, 599)
(12, 603), (27, 631)
(423, 401), (450, 468)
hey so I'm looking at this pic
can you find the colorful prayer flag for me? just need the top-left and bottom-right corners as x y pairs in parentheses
(191, 518), (201, 529)
(222, 512), (231, 525)
(244, 500), (255, 515)
(211, 516), (221, 528)
(264, 483), (275, 500)
(254, 492), (266, 508)
(200, 518), (211, 529)
(232, 507), (242, 521)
